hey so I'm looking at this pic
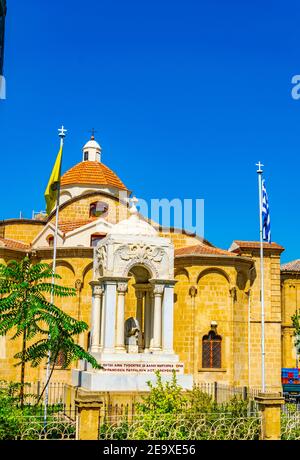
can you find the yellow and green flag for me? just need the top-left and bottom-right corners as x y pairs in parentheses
(44, 144), (63, 215)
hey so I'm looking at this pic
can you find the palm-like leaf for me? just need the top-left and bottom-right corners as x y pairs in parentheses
(0, 256), (99, 406)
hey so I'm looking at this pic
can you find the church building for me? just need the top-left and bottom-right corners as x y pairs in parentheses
(0, 135), (297, 392)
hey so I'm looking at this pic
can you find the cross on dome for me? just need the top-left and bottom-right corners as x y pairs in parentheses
(89, 128), (98, 140)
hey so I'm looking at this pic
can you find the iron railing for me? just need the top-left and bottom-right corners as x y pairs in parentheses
(99, 413), (262, 440)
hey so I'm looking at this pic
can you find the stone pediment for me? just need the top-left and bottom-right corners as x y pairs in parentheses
(31, 217), (113, 249)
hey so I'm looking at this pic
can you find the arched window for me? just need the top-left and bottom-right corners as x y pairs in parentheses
(202, 330), (222, 369)
(84, 151), (89, 161)
(47, 235), (54, 247)
(89, 201), (109, 218)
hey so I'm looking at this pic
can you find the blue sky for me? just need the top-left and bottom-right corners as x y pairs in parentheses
(0, 0), (299, 262)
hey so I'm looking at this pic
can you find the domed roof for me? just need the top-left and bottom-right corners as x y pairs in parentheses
(109, 199), (157, 237)
(83, 138), (101, 150)
(61, 161), (128, 190)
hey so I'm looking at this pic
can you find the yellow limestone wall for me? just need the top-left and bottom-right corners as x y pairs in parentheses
(49, 194), (129, 226)
(0, 222), (44, 244)
(0, 193), (284, 393)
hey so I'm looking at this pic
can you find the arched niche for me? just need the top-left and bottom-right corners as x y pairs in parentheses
(197, 267), (231, 285)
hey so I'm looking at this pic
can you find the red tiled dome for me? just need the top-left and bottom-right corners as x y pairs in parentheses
(61, 161), (127, 190)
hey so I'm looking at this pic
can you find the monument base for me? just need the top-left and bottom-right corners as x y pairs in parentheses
(72, 368), (193, 392)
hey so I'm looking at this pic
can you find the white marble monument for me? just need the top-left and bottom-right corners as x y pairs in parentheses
(72, 199), (193, 391)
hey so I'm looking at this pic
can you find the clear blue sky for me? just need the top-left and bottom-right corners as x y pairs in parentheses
(1, 0), (300, 263)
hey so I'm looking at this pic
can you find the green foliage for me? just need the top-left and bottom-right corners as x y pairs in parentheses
(137, 371), (188, 414)
(0, 381), (30, 439)
(0, 257), (100, 405)
(99, 372), (260, 440)
(291, 313), (300, 353)
(0, 381), (76, 440)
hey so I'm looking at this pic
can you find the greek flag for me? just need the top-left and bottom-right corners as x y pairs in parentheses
(262, 179), (271, 243)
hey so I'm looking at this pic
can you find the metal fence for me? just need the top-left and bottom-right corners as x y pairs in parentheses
(17, 412), (77, 440)
(22, 381), (66, 405)
(99, 413), (262, 440)
(281, 412), (300, 440)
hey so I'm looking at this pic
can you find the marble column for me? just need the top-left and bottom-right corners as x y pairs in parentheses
(115, 282), (128, 352)
(162, 283), (175, 354)
(150, 293), (155, 349)
(90, 283), (104, 353)
(144, 291), (152, 353)
(102, 281), (117, 353)
(136, 290), (144, 350)
(100, 290), (105, 350)
(151, 285), (164, 351)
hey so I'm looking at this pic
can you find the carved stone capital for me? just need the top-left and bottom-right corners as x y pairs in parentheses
(117, 282), (128, 294)
(92, 284), (104, 297)
(75, 279), (82, 292)
(135, 290), (144, 300)
(153, 285), (164, 296)
(189, 286), (197, 297)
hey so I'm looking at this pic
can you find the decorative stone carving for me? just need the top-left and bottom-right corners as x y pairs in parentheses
(153, 285), (164, 296)
(96, 246), (107, 271)
(93, 284), (104, 297)
(117, 282), (128, 294)
(116, 244), (165, 263)
(75, 279), (82, 291)
(135, 290), (144, 300)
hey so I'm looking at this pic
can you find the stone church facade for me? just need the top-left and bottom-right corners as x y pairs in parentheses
(0, 136), (297, 392)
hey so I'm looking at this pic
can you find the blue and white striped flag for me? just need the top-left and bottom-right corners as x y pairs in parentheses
(262, 179), (271, 243)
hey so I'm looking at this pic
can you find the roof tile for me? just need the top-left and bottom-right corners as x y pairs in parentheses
(230, 240), (284, 252)
(175, 244), (235, 258)
(61, 161), (127, 190)
(0, 237), (30, 250)
(281, 260), (300, 272)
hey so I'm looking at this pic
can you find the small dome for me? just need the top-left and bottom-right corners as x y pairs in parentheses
(109, 199), (157, 237)
(83, 138), (101, 151)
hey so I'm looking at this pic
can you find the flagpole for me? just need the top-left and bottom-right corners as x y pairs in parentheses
(257, 161), (265, 393)
(44, 126), (67, 426)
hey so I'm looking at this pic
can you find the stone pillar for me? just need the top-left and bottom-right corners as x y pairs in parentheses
(151, 285), (164, 352)
(149, 293), (154, 349)
(100, 289), (105, 350)
(102, 281), (117, 353)
(136, 290), (144, 350)
(75, 388), (103, 440)
(115, 282), (128, 352)
(162, 283), (175, 354)
(144, 291), (152, 353)
(90, 282), (104, 353)
(255, 393), (285, 440)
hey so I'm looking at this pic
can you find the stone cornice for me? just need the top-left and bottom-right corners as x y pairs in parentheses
(281, 272), (300, 280)
(34, 247), (94, 259)
(0, 218), (45, 227)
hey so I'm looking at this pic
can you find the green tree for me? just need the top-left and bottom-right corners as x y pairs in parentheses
(0, 257), (100, 407)
(22, 316), (101, 404)
(292, 312), (300, 355)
